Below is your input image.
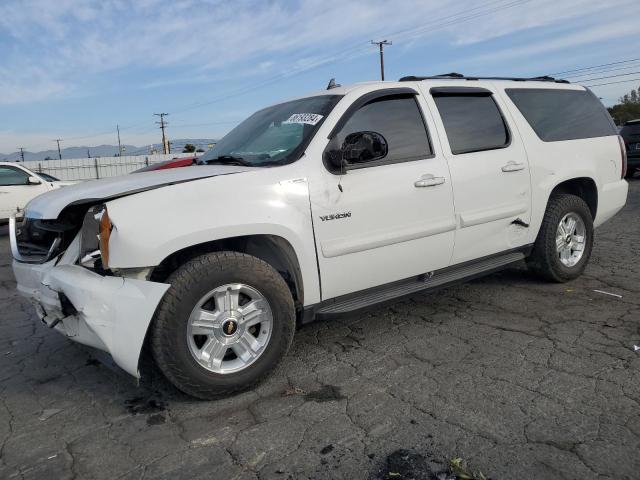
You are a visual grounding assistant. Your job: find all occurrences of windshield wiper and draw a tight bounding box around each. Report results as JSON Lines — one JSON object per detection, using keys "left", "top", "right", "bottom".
{"left": 202, "top": 155, "right": 253, "bottom": 167}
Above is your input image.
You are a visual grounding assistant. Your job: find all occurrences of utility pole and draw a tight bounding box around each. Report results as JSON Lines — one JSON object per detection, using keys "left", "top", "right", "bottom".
{"left": 154, "top": 113, "right": 169, "bottom": 154}
{"left": 54, "top": 139, "right": 63, "bottom": 160}
{"left": 17, "top": 147, "right": 25, "bottom": 162}
{"left": 371, "top": 40, "right": 392, "bottom": 81}
{"left": 117, "top": 124, "right": 123, "bottom": 157}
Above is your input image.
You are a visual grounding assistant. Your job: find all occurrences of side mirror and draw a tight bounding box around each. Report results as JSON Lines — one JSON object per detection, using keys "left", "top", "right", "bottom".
{"left": 342, "top": 131, "right": 388, "bottom": 166}
{"left": 27, "top": 176, "right": 41, "bottom": 185}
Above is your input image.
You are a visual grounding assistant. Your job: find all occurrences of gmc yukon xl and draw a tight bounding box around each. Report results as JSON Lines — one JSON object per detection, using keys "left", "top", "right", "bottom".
{"left": 11, "top": 74, "right": 628, "bottom": 398}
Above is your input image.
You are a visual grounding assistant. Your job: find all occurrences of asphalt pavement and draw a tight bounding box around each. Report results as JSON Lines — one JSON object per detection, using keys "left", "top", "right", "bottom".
{"left": 0, "top": 179, "right": 639, "bottom": 480}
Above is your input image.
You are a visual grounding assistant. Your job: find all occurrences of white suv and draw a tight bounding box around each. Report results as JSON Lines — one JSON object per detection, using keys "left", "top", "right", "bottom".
{"left": 11, "top": 75, "right": 628, "bottom": 398}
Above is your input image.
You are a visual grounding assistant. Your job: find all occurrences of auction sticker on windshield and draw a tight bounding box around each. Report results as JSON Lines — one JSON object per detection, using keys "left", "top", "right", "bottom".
{"left": 283, "top": 113, "right": 324, "bottom": 126}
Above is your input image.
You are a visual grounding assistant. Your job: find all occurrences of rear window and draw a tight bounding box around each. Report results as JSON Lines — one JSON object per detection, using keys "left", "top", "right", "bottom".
{"left": 505, "top": 88, "right": 616, "bottom": 142}
{"left": 432, "top": 94, "right": 510, "bottom": 154}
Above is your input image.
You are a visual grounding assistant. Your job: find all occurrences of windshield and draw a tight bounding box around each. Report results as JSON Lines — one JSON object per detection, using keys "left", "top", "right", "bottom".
{"left": 199, "top": 95, "right": 342, "bottom": 167}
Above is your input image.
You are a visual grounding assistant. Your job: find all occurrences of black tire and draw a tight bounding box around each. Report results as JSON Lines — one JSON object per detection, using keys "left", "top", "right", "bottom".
{"left": 526, "top": 194, "right": 594, "bottom": 283}
{"left": 150, "top": 251, "right": 295, "bottom": 399}
{"left": 625, "top": 167, "right": 636, "bottom": 179}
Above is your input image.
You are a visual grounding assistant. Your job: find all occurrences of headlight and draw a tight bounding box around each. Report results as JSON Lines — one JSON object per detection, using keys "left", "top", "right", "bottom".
{"left": 79, "top": 205, "right": 112, "bottom": 269}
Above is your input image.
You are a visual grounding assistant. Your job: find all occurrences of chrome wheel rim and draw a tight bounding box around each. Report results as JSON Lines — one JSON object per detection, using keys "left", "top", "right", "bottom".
{"left": 556, "top": 212, "right": 586, "bottom": 268}
{"left": 186, "top": 283, "right": 273, "bottom": 374}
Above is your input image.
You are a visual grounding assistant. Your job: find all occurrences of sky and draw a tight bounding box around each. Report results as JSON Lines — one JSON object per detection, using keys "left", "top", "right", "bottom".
{"left": 1, "top": 0, "right": 640, "bottom": 154}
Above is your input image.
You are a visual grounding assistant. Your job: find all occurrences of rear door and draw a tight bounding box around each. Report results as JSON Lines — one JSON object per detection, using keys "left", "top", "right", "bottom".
{"left": 308, "top": 90, "right": 456, "bottom": 299}
{"left": 421, "top": 85, "right": 532, "bottom": 264}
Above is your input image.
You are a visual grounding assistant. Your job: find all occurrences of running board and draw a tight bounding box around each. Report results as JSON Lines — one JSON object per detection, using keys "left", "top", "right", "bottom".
{"left": 314, "top": 251, "right": 526, "bottom": 318}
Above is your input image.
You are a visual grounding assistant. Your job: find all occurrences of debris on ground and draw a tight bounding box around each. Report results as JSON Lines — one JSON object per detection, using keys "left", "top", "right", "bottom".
{"left": 633, "top": 345, "right": 640, "bottom": 352}
{"left": 593, "top": 289, "right": 623, "bottom": 299}
{"left": 39, "top": 408, "right": 62, "bottom": 421}
{"left": 282, "top": 386, "right": 306, "bottom": 396}
{"left": 373, "top": 450, "right": 492, "bottom": 480}
{"left": 373, "top": 449, "right": 444, "bottom": 480}
{"left": 448, "top": 457, "right": 488, "bottom": 480}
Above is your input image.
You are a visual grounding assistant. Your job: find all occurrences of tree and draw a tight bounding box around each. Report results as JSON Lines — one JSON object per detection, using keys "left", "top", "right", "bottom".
{"left": 182, "top": 144, "right": 196, "bottom": 153}
{"left": 608, "top": 84, "right": 640, "bottom": 125}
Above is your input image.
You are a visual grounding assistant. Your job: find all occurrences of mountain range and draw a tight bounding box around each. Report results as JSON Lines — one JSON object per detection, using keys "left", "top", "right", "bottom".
{"left": 1, "top": 139, "right": 217, "bottom": 162}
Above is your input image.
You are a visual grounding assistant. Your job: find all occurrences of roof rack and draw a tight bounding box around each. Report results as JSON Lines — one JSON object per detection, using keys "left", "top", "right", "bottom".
{"left": 399, "top": 73, "right": 570, "bottom": 84}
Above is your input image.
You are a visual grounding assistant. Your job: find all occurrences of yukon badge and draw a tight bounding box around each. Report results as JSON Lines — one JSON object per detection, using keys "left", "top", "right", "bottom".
{"left": 320, "top": 212, "right": 351, "bottom": 222}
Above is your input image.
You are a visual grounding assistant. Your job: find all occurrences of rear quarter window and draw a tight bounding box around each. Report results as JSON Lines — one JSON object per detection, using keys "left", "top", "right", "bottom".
{"left": 505, "top": 88, "right": 617, "bottom": 142}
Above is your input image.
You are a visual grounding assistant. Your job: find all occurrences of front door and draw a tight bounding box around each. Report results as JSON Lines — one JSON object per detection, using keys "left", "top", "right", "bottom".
{"left": 308, "top": 92, "right": 456, "bottom": 300}
{"left": 422, "top": 85, "right": 532, "bottom": 264}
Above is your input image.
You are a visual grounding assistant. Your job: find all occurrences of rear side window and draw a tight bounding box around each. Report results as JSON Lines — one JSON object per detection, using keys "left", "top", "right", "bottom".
{"left": 505, "top": 88, "right": 617, "bottom": 142}
{"left": 432, "top": 94, "right": 509, "bottom": 154}
{"left": 335, "top": 95, "right": 433, "bottom": 164}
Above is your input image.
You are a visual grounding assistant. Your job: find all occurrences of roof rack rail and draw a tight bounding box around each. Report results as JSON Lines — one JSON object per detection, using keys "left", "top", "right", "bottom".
{"left": 399, "top": 73, "right": 570, "bottom": 84}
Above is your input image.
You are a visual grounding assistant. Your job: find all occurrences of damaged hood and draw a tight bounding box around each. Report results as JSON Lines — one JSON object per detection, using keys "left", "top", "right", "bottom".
{"left": 24, "top": 165, "right": 252, "bottom": 219}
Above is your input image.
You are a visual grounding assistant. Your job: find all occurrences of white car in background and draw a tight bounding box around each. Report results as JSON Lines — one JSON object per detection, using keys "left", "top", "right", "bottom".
{"left": 0, "top": 162, "right": 75, "bottom": 223}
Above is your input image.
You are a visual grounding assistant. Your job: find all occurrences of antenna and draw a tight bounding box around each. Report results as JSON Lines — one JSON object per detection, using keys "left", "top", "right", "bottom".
{"left": 327, "top": 78, "right": 341, "bottom": 90}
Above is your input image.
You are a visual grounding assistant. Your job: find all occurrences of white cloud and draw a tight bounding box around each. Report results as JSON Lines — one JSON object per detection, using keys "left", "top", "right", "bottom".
{"left": 3, "top": 0, "right": 633, "bottom": 105}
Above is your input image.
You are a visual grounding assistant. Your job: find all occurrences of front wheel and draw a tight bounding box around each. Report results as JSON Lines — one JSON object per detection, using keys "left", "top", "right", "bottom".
{"left": 151, "top": 251, "right": 295, "bottom": 399}
{"left": 526, "top": 194, "right": 594, "bottom": 282}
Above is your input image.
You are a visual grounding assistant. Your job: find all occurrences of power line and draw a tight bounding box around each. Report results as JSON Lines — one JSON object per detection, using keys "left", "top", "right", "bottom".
{"left": 584, "top": 77, "right": 640, "bottom": 88}
{"left": 550, "top": 58, "right": 640, "bottom": 76}
{"left": 573, "top": 71, "right": 640, "bottom": 83}
{"left": 169, "top": 0, "right": 532, "bottom": 115}
{"left": 21, "top": 0, "right": 532, "bottom": 148}
{"left": 565, "top": 62, "right": 640, "bottom": 80}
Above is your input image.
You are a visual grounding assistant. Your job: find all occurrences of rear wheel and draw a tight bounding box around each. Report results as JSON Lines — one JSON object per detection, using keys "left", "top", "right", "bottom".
{"left": 151, "top": 251, "right": 295, "bottom": 399}
{"left": 526, "top": 194, "right": 594, "bottom": 282}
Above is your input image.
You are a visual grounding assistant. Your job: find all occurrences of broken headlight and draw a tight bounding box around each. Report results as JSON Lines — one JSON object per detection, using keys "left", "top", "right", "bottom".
{"left": 79, "top": 204, "right": 112, "bottom": 269}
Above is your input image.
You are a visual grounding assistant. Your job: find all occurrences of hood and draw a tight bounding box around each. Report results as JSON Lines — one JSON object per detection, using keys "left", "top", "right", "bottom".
{"left": 25, "top": 165, "right": 252, "bottom": 219}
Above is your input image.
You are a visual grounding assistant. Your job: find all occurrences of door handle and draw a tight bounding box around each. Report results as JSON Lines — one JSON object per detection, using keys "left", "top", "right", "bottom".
{"left": 414, "top": 174, "right": 445, "bottom": 188}
{"left": 501, "top": 161, "right": 525, "bottom": 172}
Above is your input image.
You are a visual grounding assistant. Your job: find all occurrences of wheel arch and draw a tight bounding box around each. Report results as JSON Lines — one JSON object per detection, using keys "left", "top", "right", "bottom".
{"left": 149, "top": 234, "right": 305, "bottom": 310}
{"left": 548, "top": 177, "right": 598, "bottom": 219}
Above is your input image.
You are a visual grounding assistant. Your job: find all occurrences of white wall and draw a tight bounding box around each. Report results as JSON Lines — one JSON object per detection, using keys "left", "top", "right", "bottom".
{"left": 20, "top": 153, "right": 199, "bottom": 181}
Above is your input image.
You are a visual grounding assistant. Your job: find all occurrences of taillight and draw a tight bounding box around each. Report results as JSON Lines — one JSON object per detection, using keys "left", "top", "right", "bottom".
{"left": 618, "top": 135, "right": 627, "bottom": 179}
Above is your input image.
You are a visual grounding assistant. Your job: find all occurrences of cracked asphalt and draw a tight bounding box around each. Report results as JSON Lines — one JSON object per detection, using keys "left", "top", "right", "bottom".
{"left": 1, "top": 179, "right": 639, "bottom": 480}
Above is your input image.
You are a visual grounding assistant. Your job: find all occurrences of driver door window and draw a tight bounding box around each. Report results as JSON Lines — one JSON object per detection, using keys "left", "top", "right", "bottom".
{"left": 332, "top": 95, "right": 433, "bottom": 167}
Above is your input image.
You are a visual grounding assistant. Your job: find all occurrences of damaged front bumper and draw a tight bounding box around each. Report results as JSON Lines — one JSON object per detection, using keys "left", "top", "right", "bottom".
{"left": 12, "top": 244, "right": 169, "bottom": 378}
